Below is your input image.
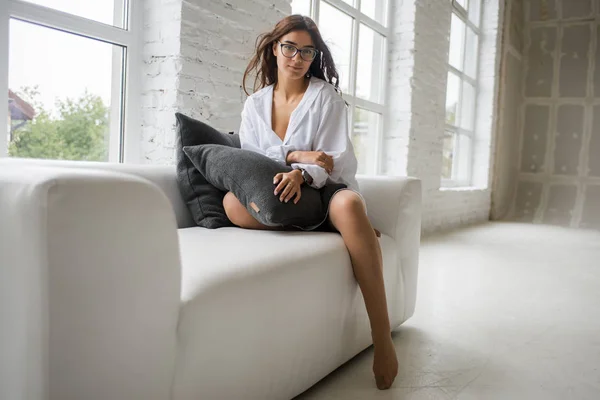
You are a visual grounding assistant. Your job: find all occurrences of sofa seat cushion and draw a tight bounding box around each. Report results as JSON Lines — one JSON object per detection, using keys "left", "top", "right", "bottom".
{"left": 177, "top": 227, "right": 398, "bottom": 304}
{"left": 173, "top": 226, "right": 402, "bottom": 399}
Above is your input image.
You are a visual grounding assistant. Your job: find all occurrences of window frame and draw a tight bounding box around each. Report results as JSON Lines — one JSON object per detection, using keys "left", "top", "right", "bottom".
{"left": 0, "top": 0, "right": 142, "bottom": 163}
{"left": 297, "top": 0, "right": 390, "bottom": 175}
{"left": 442, "top": 0, "right": 483, "bottom": 187}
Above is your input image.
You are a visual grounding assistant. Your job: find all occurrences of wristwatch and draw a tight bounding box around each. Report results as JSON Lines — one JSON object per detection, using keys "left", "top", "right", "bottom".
{"left": 299, "top": 168, "right": 313, "bottom": 186}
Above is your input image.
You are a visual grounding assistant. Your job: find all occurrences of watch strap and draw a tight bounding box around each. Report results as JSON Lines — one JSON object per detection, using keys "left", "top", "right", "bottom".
{"left": 300, "top": 168, "right": 313, "bottom": 186}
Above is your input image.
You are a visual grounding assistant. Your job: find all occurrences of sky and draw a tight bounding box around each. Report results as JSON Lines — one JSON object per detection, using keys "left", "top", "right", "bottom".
{"left": 9, "top": 0, "right": 119, "bottom": 113}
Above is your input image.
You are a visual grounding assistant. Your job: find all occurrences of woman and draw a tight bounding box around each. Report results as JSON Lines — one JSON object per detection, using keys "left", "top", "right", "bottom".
{"left": 223, "top": 15, "right": 398, "bottom": 390}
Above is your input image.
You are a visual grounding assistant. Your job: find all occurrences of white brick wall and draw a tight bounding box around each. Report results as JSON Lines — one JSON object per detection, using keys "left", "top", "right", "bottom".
{"left": 141, "top": 0, "right": 182, "bottom": 164}
{"left": 384, "top": 0, "right": 416, "bottom": 176}
{"left": 385, "top": 0, "right": 504, "bottom": 235}
{"left": 141, "top": 0, "right": 290, "bottom": 164}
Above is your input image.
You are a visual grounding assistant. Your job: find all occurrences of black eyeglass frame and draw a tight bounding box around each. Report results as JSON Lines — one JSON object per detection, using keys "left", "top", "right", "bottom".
{"left": 276, "top": 41, "right": 319, "bottom": 62}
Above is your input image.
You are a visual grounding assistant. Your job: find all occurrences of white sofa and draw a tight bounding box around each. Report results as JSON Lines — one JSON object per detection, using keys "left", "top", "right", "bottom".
{"left": 0, "top": 158, "right": 421, "bottom": 400}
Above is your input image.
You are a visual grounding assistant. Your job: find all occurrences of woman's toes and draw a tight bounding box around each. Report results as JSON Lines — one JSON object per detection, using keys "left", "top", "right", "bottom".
{"left": 373, "top": 339, "right": 398, "bottom": 390}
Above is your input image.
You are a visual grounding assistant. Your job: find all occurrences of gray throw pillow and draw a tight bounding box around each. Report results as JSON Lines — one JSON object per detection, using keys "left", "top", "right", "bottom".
{"left": 175, "top": 112, "right": 240, "bottom": 229}
{"left": 183, "top": 144, "right": 347, "bottom": 229}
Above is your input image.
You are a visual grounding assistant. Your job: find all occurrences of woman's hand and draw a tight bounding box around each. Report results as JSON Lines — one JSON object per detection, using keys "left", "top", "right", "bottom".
{"left": 287, "top": 151, "right": 334, "bottom": 175}
{"left": 273, "top": 170, "right": 304, "bottom": 204}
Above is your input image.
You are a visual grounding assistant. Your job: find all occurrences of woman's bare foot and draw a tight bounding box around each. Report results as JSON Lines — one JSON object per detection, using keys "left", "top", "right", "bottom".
{"left": 372, "top": 335, "right": 398, "bottom": 390}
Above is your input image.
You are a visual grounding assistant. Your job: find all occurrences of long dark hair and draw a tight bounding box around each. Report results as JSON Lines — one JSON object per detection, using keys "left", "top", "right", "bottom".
{"left": 242, "top": 15, "right": 341, "bottom": 96}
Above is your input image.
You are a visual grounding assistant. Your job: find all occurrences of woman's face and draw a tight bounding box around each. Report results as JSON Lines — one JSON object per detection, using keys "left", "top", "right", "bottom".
{"left": 273, "top": 30, "right": 317, "bottom": 81}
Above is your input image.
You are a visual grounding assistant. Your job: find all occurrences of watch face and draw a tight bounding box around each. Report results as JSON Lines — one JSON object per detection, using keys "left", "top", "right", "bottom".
{"left": 302, "top": 169, "right": 313, "bottom": 185}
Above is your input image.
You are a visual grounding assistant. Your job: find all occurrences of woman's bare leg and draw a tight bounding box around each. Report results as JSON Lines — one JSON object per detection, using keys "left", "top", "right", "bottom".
{"left": 225, "top": 190, "right": 396, "bottom": 387}
{"left": 328, "top": 190, "right": 398, "bottom": 390}
{"left": 223, "top": 191, "right": 276, "bottom": 230}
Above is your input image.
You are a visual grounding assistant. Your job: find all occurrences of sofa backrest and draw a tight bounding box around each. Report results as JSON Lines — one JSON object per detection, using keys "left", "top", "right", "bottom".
{"left": 0, "top": 158, "right": 196, "bottom": 228}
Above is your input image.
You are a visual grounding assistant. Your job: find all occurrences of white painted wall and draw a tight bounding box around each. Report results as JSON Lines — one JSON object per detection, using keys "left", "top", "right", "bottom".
{"left": 492, "top": 0, "right": 525, "bottom": 219}
{"left": 507, "top": 0, "right": 600, "bottom": 230}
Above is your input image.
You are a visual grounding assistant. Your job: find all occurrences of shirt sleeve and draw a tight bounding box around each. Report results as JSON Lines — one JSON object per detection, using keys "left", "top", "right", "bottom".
{"left": 266, "top": 145, "right": 296, "bottom": 165}
{"left": 291, "top": 99, "right": 352, "bottom": 189}
{"left": 239, "top": 98, "right": 265, "bottom": 155}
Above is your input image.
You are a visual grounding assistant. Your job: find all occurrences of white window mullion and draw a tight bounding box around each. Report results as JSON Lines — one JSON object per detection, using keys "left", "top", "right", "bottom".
{"left": 448, "top": 64, "right": 476, "bottom": 85}
{"left": 359, "top": 14, "right": 388, "bottom": 37}
{"left": 7, "top": 0, "right": 133, "bottom": 47}
{"left": 348, "top": 16, "right": 359, "bottom": 98}
{"left": 108, "top": 47, "right": 124, "bottom": 163}
{"left": 468, "top": 0, "right": 485, "bottom": 184}
{"left": 348, "top": 96, "right": 356, "bottom": 156}
{"left": 325, "top": 0, "right": 359, "bottom": 19}
{"left": 123, "top": 0, "right": 141, "bottom": 163}
{"left": 445, "top": 124, "right": 459, "bottom": 134}
{"left": 353, "top": 96, "right": 385, "bottom": 114}
{"left": 375, "top": 31, "right": 389, "bottom": 174}
{"left": 464, "top": 133, "right": 474, "bottom": 184}
{"left": 458, "top": 7, "right": 468, "bottom": 183}
{"left": 463, "top": 15, "right": 480, "bottom": 35}
{"left": 312, "top": 0, "right": 320, "bottom": 22}
{"left": 455, "top": 83, "right": 464, "bottom": 141}
{"left": 458, "top": 128, "right": 474, "bottom": 138}
{"left": 452, "top": 131, "right": 461, "bottom": 180}
{"left": 460, "top": 11, "right": 469, "bottom": 82}
{"left": 108, "top": 0, "right": 126, "bottom": 162}
{"left": 1, "top": 1, "right": 8, "bottom": 157}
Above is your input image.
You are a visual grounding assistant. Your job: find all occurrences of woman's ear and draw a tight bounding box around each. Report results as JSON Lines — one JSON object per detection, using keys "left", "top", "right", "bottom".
{"left": 272, "top": 42, "right": 278, "bottom": 57}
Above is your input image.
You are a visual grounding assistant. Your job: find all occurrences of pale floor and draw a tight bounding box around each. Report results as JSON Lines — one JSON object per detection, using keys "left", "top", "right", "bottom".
{"left": 296, "top": 222, "right": 600, "bottom": 399}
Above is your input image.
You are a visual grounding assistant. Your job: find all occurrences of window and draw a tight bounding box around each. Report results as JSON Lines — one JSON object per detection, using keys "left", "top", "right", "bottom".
{"left": 443, "top": 0, "right": 482, "bottom": 185}
{"left": 1, "top": 0, "right": 141, "bottom": 162}
{"left": 291, "top": 0, "right": 389, "bottom": 175}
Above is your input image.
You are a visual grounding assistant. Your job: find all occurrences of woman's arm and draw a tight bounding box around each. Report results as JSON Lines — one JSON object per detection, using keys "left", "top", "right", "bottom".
{"left": 290, "top": 99, "right": 351, "bottom": 189}
{"left": 239, "top": 98, "right": 265, "bottom": 154}
{"left": 286, "top": 151, "right": 334, "bottom": 174}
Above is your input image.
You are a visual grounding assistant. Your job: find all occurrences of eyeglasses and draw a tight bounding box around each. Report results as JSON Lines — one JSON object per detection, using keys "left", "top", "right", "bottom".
{"left": 277, "top": 41, "right": 318, "bottom": 62}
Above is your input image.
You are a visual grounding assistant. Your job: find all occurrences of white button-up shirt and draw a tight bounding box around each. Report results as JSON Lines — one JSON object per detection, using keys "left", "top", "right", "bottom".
{"left": 239, "top": 77, "right": 360, "bottom": 193}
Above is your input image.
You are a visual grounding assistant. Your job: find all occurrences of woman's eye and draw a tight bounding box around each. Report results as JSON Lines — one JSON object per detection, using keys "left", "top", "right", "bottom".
{"left": 302, "top": 49, "right": 315, "bottom": 57}
{"left": 284, "top": 45, "right": 295, "bottom": 51}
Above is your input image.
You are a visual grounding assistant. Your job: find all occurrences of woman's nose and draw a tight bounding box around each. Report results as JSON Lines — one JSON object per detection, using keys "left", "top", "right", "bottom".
{"left": 292, "top": 52, "right": 304, "bottom": 62}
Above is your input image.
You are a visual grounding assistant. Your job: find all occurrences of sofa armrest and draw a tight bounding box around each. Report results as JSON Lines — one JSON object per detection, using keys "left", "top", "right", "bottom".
{"left": 0, "top": 165, "right": 181, "bottom": 400}
{"left": 356, "top": 175, "right": 422, "bottom": 244}
{"left": 356, "top": 175, "right": 422, "bottom": 322}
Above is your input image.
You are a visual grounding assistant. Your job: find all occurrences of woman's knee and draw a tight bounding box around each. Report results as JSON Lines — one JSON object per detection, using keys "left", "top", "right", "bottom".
{"left": 329, "top": 191, "right": 367, "bottom": 229}
{"left": 223, "top": 192, "right": 267, "bottom": 229}
{"left": 330, "top": 191, "right": 365, "bottom": 216}
{"left": 223, "top": 192, "right": 248, "bottom": 225}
